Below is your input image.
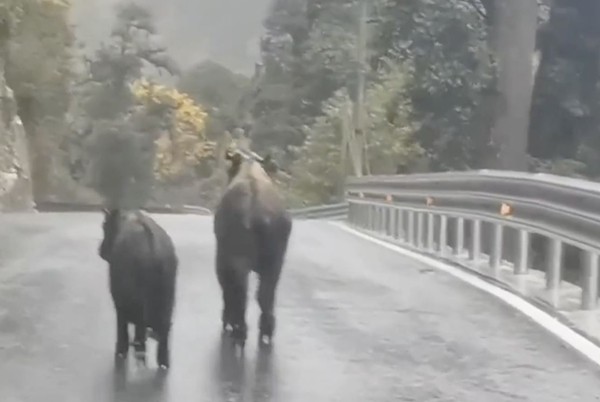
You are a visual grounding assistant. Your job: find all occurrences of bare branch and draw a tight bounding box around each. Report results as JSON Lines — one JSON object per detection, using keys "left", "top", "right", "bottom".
{"left": 464, "top": 0, "right": 488, "bottom": 20}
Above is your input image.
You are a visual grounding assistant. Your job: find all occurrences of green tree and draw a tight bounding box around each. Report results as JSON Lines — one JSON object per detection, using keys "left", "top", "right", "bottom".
{"left": 177, "top": 60, "right": 249, "bottom": 142}
{"left": 371, "top": 0, "right": 495, "bottom": 171}
{"left": 290, "top": 65, "right": 422, "bottom": 205}
{"left": 249, "top": 0, "right": 365, "bottom": 170}
{"left": 247, "top": 0, "right": 309, "bottom": 166}
{"left": 80, "top": 2, "right": 178, "bottom": 207}
{"left": 4, "top": 0, "right": 75, "bottom": 200}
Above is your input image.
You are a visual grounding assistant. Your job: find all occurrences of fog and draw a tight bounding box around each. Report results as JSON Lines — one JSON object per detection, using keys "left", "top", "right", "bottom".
{"left": 71, "top": 0, "right": 272, "bottom": 74}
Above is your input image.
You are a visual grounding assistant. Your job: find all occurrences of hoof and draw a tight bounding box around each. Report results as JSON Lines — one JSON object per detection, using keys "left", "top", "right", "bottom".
{"left": 115, "top": 351, "right": 128, "bottom": 363}
{"left": 232, "top": 336, "right": 246, "bottom": 350}
{"left": 158, "top": 364, "right": 169, "bottom": 371}
{"left": 222, "top": 323, "right": 233, "bottom": 333}
{"left": 259, "top": 334, "right": 273, "bottom": 347}
{"left": 146, "top": 328, "right": 159, "bottom": 341}
{"left": 114, "top": 353, "right": 127, "bottom": 369}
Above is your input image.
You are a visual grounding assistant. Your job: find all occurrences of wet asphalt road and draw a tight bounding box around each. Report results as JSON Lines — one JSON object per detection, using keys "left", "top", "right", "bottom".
{"left": 1, "top": 213, "right": 600, "bottom": 402}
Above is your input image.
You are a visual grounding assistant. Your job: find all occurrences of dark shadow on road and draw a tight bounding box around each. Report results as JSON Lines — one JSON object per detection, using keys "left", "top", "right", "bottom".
{"left": 213, "top": 332, "right": 281, "bottom": 402}
{"left": 252, "top": 343, "right": 279, "bottom": 401}
{"left": 215, "top": 332, "right": 247, "bottom": 400}
{"left": 108, "top": 359, "right": 168, "bottom": 402}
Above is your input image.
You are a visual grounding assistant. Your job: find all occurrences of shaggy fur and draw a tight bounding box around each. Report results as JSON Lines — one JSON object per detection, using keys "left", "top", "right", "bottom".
{"left": 99, "top": 209, "right": 178, "bottom": 369}
{"left": 213, "top": 152, "right": 292, "bottom": 347}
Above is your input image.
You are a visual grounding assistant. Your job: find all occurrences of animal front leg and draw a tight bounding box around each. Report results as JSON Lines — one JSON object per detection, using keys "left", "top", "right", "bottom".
{"left": 115, "top": 310, "right": 129, "bottom": 359}
{"left": 156, "top": 323, "right": 171, "bottom": 370}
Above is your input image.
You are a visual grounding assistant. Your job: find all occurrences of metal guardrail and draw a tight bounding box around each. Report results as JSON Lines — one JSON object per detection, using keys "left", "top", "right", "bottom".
{"left": 34, "top": 201, "right": 212, "bottom": 215}
{"left": 290, "top": 202, "right": 349, "bottom": 220}
{"left": 34, "top": 200, "right": 348, "bottom": 220}
{"left": 345, "top": 170, "right": 600, "bottom": 316}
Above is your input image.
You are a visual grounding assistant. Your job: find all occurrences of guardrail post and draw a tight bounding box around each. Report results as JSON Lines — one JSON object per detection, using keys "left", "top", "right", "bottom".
{"left": 371, "top": 206, "right": 377, "bottom": 231}
{"left": 393, "top": 207, "right": 400, "bottom": 240}
{"left": 515, "top": 230, "right": 529, "bottom": 275}
{"left": 470, "top": 219, "right": 481, "bottom": 264}
{"left": 490, "top": 224, "right": 503, "bottom": 274}
{"left": 455, "top": 217, "right": 465, "bottom": 257}
{"left": 546, "top": 238, "right": 563, "bottom": 293}
{"left": 407, "top": 211, "right": 415, "bottom": 247}
{"left": 439, "top": 215, "right": 448, "bottom": 257}
{"left": 385, "top": 207, "right": 393, "bottom": 237}
{"left": 372, "top": 205, "right": 379, "bottom": 232}
{"left": 397, "top": 209, "right": 405, "bottom": 242}
{"left": 390, "top": 208, "right": 398, "bottom": 239}
{"left": 581, "top": 250, "right": 599, "bottom": 310}
{"left": 346, "top": 203, "right": 351, "bottom": 224}
{"left": 416, "top": 212, "right": 424, "bottom": 249}
{"left": 427, "top": 213, "right": 435, "bottom": 252}
{"left": 357, "top": 204, "right": 367, "bottom": 228}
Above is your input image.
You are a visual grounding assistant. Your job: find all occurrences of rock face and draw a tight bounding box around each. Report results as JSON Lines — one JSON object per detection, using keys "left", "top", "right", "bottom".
{"left": 0, "top": 57, "right": 33, "bottom": 211}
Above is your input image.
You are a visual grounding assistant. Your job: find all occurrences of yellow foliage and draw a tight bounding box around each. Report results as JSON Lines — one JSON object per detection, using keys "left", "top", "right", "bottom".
{"left": 132, "top": 79, "right": 211, "bottom": 182}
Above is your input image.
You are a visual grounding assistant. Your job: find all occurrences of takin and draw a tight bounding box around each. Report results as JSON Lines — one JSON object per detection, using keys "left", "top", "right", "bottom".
{"left": 99, "top": 208, "right": 178, "bottom": 369}
{"left": 213, "top": 150, "right": 293, "bottom": 348}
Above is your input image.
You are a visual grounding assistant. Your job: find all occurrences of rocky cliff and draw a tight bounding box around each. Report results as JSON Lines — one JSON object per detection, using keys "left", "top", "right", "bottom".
{"left": 0, "top": 56, "right": 33, "bottom": 211}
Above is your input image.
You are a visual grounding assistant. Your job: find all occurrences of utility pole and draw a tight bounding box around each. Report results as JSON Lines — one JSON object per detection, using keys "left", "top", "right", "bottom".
{"left": 351, "top": 0, "right": 368, "bottom": 178}
{"left": 340, "top": 0, "right": 372, "bottom": 190}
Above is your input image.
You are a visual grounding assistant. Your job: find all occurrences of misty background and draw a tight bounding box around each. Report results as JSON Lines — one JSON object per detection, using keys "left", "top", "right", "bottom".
{"left": 71, "top": 0, "right": 270, "bottom": 74}
{"left": 2, "top": 0, "right": 599, "bottom": 215}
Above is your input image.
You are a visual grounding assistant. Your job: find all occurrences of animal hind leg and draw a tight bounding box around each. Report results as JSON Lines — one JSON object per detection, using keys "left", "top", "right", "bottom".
{"left": 229, "top": 269, "right": 249, "bottom": 347}
{"left": 115, "top": 309, "right": 129, "bottom": 359}
{"left": 216, "top": 244, "right": 236, "bottom": 333}
{"left": 217, "top": 267, "right": 234, "bottom": 333}
{"left": 257, "top": 221, "right": 291, "bottom": 344}
{"left": 257, "top": 270, "right": 280, "bottom": 345}
{"left": 156, "top": 274, "right": 176, "bottom": 370}
{"left": 257, "top": 250, "right": 285, "bottom": 344}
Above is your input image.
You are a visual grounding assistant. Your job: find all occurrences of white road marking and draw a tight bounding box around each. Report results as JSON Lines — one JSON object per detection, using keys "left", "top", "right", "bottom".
{"left": 330, "top": 221, "right": 600, "bottom": 368}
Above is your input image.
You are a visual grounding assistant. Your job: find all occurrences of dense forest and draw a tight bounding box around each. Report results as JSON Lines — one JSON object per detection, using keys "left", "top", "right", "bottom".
{"left": 1, "top": 0, "right": 600, "bottom": 209}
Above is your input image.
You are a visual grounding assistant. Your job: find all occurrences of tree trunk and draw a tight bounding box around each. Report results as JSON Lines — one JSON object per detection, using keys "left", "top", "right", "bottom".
{"left": 487, "top": 0, "right": 538, "bottom": 171}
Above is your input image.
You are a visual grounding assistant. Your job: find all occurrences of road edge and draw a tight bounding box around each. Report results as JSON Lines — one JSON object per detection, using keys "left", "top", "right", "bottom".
{"left": 329, "top": 221, "right": 600, "bottom": 369}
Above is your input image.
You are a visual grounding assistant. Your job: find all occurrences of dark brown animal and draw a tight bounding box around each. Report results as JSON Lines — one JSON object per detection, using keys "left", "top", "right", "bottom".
{"left": 99, "top": 209, "right": 178, "bottom": 369}
{"left": 213, "top": 150, "right": 292, "bottom": 348}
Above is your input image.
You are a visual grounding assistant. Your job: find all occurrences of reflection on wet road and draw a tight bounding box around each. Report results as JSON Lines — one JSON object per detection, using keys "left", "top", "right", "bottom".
{"left": 1, "top": 213, "right": 600, "bottom": 401}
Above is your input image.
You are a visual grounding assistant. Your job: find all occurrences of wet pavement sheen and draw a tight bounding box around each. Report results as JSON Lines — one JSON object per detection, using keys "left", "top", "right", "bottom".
{"left": 1, "top": 213, "right": 600, "bottom": 401}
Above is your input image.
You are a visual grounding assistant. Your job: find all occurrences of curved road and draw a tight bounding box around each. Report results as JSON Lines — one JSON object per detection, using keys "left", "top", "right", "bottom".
{"left": 1, "top": 213, "right": 600, "bottom": 401}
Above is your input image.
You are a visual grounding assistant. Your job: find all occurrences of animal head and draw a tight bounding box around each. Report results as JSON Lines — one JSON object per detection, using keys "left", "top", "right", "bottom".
{"left": 224, "top": 149, "right": 279, "bottom": 183}
{"left": 99, "top": 208, "right": 122, "bottom": 262}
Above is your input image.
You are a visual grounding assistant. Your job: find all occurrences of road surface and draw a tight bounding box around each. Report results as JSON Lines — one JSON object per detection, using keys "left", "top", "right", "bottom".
{"left": 1, "top": 213, "right": 600, "bottom": 402}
